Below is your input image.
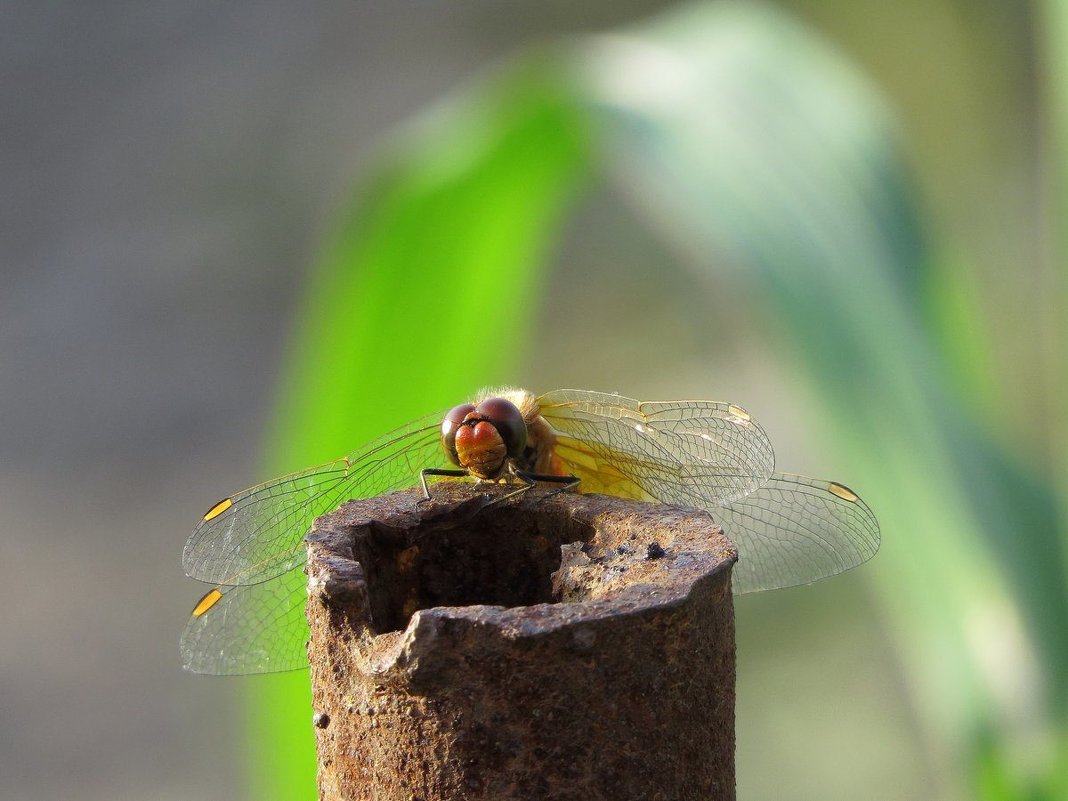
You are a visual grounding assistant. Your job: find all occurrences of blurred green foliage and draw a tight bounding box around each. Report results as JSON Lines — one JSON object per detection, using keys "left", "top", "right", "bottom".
{"left": 252, "top": 2, "right": 1066, "bottom": 799}
{"left": 250, "top": 67, "right": 589, "bottom": 800}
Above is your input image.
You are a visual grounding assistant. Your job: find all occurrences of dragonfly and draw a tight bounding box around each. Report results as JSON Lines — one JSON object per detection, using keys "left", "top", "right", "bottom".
{"left": 181, "top": 388, "right": 879, "bottom": 675}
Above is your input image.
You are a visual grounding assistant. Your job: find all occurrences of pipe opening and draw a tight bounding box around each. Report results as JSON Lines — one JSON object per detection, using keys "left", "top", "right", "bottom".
{"left": 353, "top": 499, "right": 597, "bottom": 634}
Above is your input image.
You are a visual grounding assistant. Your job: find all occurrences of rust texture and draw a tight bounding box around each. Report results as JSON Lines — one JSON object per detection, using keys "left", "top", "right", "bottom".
{"left": 305, "top": 482, "right": 738, "bottom": 801}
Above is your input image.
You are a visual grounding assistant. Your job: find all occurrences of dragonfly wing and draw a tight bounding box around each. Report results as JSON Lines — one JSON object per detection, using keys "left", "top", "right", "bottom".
{"left": 180, "top": 566, "right": 309, "bottom": 675}
{"left": 551, "top": 434, "right": 664, "bottom": 500}
{"left": 537, "top": 389, "right": 775, "bottom": 506}
{"left": 183, "top": 412, "right": 445, "bottom": 587}
{"left": 713, "top": 473, "right": 880, "bottom": 593}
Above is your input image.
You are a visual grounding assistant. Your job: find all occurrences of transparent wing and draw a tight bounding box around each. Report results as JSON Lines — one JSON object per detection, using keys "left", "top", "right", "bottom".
{"left": 542, "top": 420, "right": 878, "bottom": 593}
{"left": 180, "top": 566, "right": 309, "bottom": 675}
{"left": 537, "top": 389, "right": 775, "bottom": 506}
{"left": 712, "top": 473, "right": 880, "bottom": 593}
{"left": 183, "top": 411, "right": 445, "bottom": 587}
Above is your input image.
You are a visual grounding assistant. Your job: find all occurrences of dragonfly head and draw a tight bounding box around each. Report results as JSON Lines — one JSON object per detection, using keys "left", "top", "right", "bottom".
{"left": 441, "top": 397, "right": 527, "bottom": 479}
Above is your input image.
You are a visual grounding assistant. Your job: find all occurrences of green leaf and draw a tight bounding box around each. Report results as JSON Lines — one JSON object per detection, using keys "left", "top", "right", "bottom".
{"left": 247, "top": 63, "right": 589, "bottom": 801}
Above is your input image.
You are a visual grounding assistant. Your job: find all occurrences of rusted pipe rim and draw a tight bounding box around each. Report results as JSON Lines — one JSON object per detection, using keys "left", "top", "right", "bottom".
{"left": 306, "top": 484, "right": 736, "bottom": 668}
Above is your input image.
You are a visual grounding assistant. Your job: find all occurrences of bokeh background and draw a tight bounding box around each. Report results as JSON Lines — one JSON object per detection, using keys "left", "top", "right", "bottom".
{"left": 3, "top": 2, "right": 1065, "bottom": 800}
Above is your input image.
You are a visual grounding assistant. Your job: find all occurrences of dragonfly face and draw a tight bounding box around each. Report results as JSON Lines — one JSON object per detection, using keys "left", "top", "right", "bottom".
{"left": 441, "top": 397, "right": 528, "bottom": 479}
{"left": 181, "top": 387, "right": 880, "bottom": 675}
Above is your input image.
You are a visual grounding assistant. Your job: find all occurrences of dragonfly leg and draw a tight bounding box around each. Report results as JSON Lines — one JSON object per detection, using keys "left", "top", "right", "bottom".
{"left": 478, "top": 467, "right": 536, "bottom": 508}
{"left": 419, "top": 468, "right": 468, "bottom": 502}
{"left": 516, "top": 471, "right": 581, "bottom": 499}
{"left": 482, "top": 467, "right": 581, "bottom": 509}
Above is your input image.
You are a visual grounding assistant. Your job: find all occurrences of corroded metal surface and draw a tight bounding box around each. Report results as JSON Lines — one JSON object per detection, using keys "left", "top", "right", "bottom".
{"left": 306, "top": 482, "right": 737, "bottom": 801}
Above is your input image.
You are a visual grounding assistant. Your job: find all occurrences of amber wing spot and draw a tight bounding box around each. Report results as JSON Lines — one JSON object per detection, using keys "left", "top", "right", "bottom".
{"left": 827, "top": 481, "right": 860, "bottom": 502}
{"left": 192, "top": 588, "right": 224, "bottom": 617}
{"left": 203, "top": 497, "right": 233, "bottom": 521}
{"left": 726, "top": 404, "right": 752, "bottom": 422}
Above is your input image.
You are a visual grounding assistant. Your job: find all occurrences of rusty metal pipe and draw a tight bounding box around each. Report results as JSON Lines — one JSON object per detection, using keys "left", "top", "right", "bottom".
{"left": 305, "top": 482, "right": 737, "bottom": 801}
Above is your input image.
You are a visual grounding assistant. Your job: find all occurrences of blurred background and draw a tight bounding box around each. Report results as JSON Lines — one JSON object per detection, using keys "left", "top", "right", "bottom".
{"left": 2, "top": 1, "right": 1065, "bottom": 800}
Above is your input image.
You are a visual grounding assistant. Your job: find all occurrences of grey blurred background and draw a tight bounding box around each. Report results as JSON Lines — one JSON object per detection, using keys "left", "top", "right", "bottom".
{"left": 1, "top": 2, "right": 1042, "bottom": 799}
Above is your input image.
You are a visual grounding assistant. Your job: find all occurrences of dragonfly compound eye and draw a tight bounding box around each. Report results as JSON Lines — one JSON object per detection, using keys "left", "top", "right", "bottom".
{"left": 474, "top": 397, "right": 527, "bottom": 458}
{"left": 441, "top": 403, "right": 476, "bottom": 466}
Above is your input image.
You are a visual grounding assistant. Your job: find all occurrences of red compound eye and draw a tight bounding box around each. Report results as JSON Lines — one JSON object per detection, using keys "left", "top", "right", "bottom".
{"left": 441, "top": 403, "right": 476, "bottom": 466}
{"left": 474, "top": 397, "right": 527, "bottom": 459}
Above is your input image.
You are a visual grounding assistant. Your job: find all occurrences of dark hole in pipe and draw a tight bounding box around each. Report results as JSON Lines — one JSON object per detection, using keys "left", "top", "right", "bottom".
{"left": 352, "top": 501, "right": 596, "bottom": 634}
